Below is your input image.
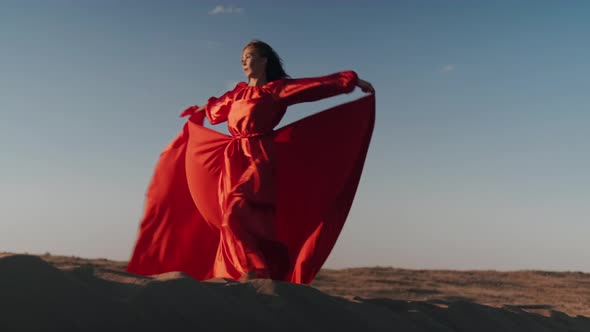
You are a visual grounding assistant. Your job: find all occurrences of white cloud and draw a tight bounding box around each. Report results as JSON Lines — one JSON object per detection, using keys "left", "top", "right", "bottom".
{"left": 209, "top": 5, "right": 244, "bottom": 15}
{"left": 442, "top": 64, "right": 455, "bottom": 73}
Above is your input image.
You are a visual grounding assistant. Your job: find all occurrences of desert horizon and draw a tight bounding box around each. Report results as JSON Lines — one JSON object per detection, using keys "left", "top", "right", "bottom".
{"left": 2, "top": 251, "right": 590, "bottom": 331}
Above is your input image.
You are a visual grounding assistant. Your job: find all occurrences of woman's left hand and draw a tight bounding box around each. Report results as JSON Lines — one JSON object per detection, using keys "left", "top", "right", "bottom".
{"left": 357, "top": 78, "right": 375, "bottom": 93}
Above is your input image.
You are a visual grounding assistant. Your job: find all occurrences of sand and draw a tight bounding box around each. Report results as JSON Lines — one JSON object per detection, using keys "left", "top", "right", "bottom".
{"left": 1, "top": 252, "right": 589, "bottom": 331}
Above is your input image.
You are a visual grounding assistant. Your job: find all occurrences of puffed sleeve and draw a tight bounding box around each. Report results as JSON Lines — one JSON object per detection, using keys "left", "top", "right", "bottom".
{"left": 203, "top": 90, "right": 235, "bottom": 125}
{"left": 272, "top": 70, "right": 358, "bottom": 107}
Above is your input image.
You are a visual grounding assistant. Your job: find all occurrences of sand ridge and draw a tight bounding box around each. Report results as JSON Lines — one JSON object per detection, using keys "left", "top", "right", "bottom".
{"left": 1, "top": 253, "right": 589, "bottom": 331}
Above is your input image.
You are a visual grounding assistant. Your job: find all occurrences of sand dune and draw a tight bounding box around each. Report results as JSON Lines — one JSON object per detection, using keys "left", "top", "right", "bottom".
{"left": 1, "top": 253, "right": 589, "bottom": 331}
{"left": 313, "top": 267, "right": 590, "bottom": 318}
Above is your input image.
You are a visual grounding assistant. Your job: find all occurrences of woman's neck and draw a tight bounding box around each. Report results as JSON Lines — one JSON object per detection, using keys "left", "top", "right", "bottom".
{"left": 248, "top": 77, "right": 267, "bottom": 87}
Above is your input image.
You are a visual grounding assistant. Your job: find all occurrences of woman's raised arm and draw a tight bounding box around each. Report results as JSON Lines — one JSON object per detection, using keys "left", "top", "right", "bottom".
{"left": 272, "top": 70, "right": 373, "bottom": 107}
{"left": 180, "top": 89, "right": 236, "bottom": 124}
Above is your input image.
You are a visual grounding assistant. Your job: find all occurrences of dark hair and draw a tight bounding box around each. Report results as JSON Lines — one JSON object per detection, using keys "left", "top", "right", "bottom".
{"left": 244, "top": 40, "right": 290, "bottom": 82}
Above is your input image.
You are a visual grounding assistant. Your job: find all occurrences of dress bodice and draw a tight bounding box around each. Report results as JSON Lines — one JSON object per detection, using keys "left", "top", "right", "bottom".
{"left": 226, "top": 86, "right": 286, "bottom": 137}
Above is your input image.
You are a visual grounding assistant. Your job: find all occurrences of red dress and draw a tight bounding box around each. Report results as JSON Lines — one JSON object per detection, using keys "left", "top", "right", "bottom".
{"left": 127, "top": 71, "right": 375, "bottom": 284}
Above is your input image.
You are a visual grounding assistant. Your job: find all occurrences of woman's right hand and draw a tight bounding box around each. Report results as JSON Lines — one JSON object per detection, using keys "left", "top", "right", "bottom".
{"left": 179, "top": 105, "right": 206, "bottom": 117}
{"left": 357, "top": 78, "right": 375, "bottom": 94}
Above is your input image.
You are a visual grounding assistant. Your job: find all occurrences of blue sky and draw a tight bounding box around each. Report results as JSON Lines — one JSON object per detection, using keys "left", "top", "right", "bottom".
{"left": 1, "top": 1, "right": 589, "bottom": 271}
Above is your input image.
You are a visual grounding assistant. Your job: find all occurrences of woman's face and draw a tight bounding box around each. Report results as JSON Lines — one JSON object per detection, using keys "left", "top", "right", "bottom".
{"left": 241, "top": 46, "right": 267, "bottom": 80}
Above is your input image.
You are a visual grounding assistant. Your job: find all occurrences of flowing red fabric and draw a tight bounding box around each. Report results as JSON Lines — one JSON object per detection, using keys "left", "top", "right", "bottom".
{"left": 127, "top": 71, "right": 375, "bottom": 284}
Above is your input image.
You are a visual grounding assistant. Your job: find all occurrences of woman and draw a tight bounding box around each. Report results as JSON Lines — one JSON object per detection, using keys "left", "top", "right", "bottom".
{"left": 127, "top": 40, "right": 376, "bottom": 284}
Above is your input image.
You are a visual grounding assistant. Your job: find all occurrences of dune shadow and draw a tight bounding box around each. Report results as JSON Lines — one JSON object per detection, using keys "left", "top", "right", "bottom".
{"left": 1, "top": 254, "right": 590, "bottom": 332}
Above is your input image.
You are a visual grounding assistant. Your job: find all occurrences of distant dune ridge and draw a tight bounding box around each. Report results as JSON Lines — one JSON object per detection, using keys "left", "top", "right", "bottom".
{"left": 1, "top": 253, "right": 589, "bottom": 331}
